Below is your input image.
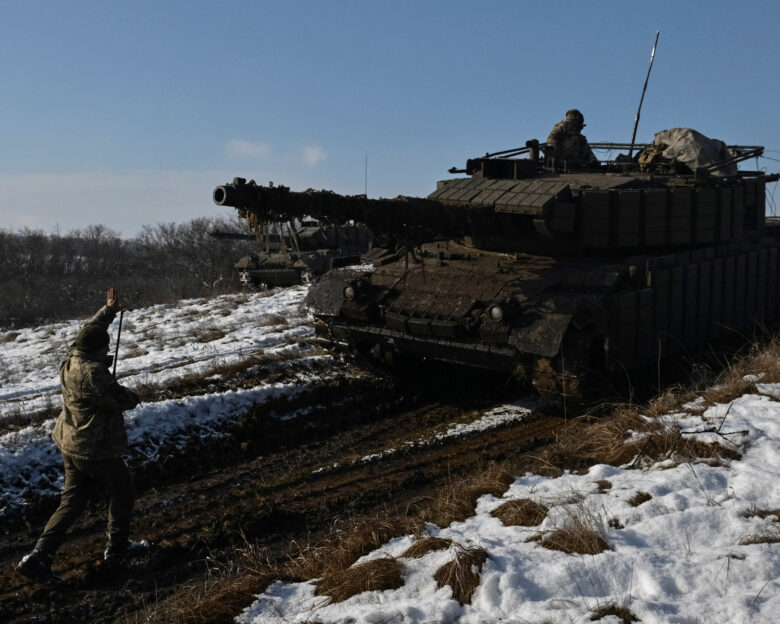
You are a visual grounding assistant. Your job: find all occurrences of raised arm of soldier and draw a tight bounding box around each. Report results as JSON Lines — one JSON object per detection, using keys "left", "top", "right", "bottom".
{"left": 107, "top": 287, "right": 120, "bottom": 311}
{"left": 17, "top": 288, "right": 147, "bottom": 583}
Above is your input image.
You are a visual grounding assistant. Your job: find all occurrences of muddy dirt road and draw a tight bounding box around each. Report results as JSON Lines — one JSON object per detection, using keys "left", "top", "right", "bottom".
{"left": 0, "top": 362, "right": 575, "bottom": 623}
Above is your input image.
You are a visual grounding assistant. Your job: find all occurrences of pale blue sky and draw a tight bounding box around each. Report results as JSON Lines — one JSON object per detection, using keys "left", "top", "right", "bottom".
{"left": 1, "top": 0, "right": 779, "bottom": 235}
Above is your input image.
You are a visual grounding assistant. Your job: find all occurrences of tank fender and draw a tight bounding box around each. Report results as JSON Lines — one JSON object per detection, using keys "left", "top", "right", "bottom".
{"left": 508, "top": 297, "right": 608, "bottom": 358}
{"left": 509, "top": 312, "right": 572, "bottom": 358}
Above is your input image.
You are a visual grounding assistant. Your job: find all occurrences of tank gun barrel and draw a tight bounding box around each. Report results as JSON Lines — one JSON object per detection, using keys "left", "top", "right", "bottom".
{"left": 214, "top": 177, "right": 473, "bottom": 245}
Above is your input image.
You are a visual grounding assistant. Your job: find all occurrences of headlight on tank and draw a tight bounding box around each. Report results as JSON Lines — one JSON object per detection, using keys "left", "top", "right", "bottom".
{"left": 344, "top": 285, "right": 356, "bottom": 300}
{"left": 489, "top": 305, "right": 504, "bottom": 322}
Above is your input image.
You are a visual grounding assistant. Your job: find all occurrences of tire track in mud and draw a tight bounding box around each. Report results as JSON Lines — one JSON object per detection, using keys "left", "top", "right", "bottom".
{"left": 0, "top": 365, "right": 565, "bottom": 623}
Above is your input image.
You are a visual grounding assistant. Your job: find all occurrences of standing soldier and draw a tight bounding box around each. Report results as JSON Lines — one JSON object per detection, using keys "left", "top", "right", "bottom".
{"left": 17, "top": 288, "right": 146, "bottom": 582}
{"left": 546, "top": 109, "right": 600, "bottom": 170}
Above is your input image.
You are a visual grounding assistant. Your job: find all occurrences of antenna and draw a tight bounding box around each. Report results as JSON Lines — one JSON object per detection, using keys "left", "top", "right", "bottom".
{"left": 364, "top": 153, "right": 368, "bottom": 196}
{"left": 629, "top": 30, "right": 660, "bottom": 158}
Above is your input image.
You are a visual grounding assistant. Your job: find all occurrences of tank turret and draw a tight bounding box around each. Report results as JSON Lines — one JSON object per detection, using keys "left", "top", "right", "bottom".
{"left": 214, "top": 133, "right": 780, "bottom": 400}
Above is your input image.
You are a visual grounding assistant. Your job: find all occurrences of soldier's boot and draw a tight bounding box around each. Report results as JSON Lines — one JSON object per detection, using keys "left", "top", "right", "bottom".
{"left": 17, "top": 538, "right": 61, "bottom": 583}
{"left": 103, "top": 534, "right": 151, "bottom": 567}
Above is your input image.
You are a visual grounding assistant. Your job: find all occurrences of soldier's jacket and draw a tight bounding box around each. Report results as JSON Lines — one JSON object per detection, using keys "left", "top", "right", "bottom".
{"left": 547, "top": 119, "right": 579, "bottom": 148}
{"left": 52, "top": 305, "right": 139, "bottom": 460}
{"left": 547, "top": 120, "right": 598, "bottom": 169}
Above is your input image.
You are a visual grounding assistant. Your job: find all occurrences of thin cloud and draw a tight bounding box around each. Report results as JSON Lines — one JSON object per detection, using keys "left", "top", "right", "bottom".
{"left": 224, "top": 139, "right": 271, "bottom": 159}
{"left": 302, "top": 144, "right": 327, "bottom": 166}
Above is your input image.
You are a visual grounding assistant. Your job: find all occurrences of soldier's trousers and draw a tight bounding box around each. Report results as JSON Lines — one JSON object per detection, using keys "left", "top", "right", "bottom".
{"left": 39, "top": 452, "right": 135, "bottom": 551}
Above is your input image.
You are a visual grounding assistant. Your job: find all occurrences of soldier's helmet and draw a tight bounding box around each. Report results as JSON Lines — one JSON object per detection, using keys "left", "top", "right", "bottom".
{"left": 565, "top": 109, "right": 585, "bottom": 128}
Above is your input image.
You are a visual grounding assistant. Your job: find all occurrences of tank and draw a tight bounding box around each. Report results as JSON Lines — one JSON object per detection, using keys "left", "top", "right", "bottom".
{"left": 231, "top": 221, "right": 370, "bottom": 289}
{"left": 214, "top": 133, "right": 780, "bottom": 400}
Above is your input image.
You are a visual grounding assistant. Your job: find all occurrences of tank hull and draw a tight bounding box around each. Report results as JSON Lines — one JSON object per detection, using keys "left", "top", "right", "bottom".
{"left": 305, "top": 228, "right": 780, "bottom": 397}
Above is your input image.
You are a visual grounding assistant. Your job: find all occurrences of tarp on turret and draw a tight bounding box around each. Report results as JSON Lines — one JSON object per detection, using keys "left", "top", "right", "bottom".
{"left": 653, "top": 128, "right": 737, "bottom": 176}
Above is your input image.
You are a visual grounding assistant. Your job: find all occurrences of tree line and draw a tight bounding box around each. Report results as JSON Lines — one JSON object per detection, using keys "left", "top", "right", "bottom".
{"left": 0, "top": 217, "right": 256, "bottom": 329}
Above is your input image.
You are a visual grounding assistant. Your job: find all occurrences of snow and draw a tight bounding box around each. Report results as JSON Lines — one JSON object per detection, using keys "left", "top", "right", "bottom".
{"left": 238, "top": 394, "right": 780, "bottom": 624}
{"left": 0, "top": 287, "right": 313, "bottom": 421}
{"left": 0, "top": 287, "right": 542, "bottom": 522}
{"left": 2, "top": 288, "right": 779, "bottom": 622}
{"left": 0, "top": 287, "right": 324, "bottom": 518}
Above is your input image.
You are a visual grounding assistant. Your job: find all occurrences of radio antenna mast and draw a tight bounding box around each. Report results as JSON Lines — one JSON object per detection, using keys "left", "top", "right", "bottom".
{"left": 629, "top": 30, "right": 660, "bottom": 158}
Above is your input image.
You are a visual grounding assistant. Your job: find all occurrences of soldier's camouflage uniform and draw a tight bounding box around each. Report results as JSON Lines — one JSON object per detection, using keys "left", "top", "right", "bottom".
{"left": 40, "top": 305, "right": 139, "bottom": 554}
{"left": 546, "top": 110, "right": 599, "bottom": 170}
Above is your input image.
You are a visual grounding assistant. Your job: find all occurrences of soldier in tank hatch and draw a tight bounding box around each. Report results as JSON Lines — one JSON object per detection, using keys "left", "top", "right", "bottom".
{"left": 546, "top": 109, "right": 600, "bottom": 170}
{"left": 17, "top": 288, "right": 147, "bottom": 582}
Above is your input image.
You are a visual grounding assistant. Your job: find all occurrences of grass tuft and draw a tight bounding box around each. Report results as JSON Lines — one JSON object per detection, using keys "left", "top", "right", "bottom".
{"left": 155, "top": 570, "right": 276, "bottom": 623}
{"left": 1, "top": 331, "right": 20, "bottom": 343}
{"left": 643, "top": 385, "right": 697, "bottom": 418}
{"left": 433, "top": 545, "right": 488, "bottom": 605}
{"left": 743, "top": 507, "right": 780, "bottom": 521}
{"left": 627, "top": 491, "right": 652, "bottom": 507}
{"left": 590, "top": 603, "right": 639, "bottom": 622}
{"left": 315, "top": 557, "right": 404, "bottom": 603}
{"left": 193, "top": 326, "right": 227, "bottom": 343}
{"left": 738, "top": 527, "right": 780, "bottom": 546}
{"left": 549, "top": 403, "right": 741, "bottom": 473}
{"left": 260, "top": 314, "right": 289, "bottom": 327}
{"left": 400, "top": 536, "right": 453, "bottom": 559}
{"left": 282, "top": 516, "right": 422, "bottom": 583}
{"left": 539, "top": 514, "right": 611, "bottom": 555}
{"left": 421, "top": 462, "right": 514, "bottom": 528}
{"left": 491, "top": 498, "right": 549, "bottom": 527}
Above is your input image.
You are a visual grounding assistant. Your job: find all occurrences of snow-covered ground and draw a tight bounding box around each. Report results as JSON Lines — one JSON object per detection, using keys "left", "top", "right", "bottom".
{"left": 0, "top": 287, "right": 314, "bottom": 422}
{"left": 0, "top": 287, "right": 326, "bottom": 518}
{"left": 2, "top": 289, "right": 779, "bottom": 623}
{"left": 238, "top": 400, "right": 780, "bottom": 623}
{"left": 0, "top": 288, "right": 544, "bottom": 523}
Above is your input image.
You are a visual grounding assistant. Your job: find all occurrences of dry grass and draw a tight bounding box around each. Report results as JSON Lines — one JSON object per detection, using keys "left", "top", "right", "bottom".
{"left": 121, "top": 348, "right": 149, "bottom": 360}
{"left": 421, "top": 462, "right": 515, "bottom": 527}
{"left": 638, "top": 337, "right": 780, "bottom": 418}
{"left": 548, "top": 407, "right": 649, "bottom": 468}
{"left": 401, "top": 536, "right": 453, "bottom": 558}
{"left": 314, "top": 557, "right": 404, "bottom": 603}
{"left": 590, "top": 603, "right": 639, "bottom": 622}
{"left": 260, "top": 314, "right": 289, "bottom": 327}
{"left": 739, "top": 526, "right": 780, "bottom": 546}
{"left": 491, "top": 498, "right": 549, "bottom": 527}
{"left": 133, "top": 537, "right": 277, "bottom": 624}
{"left": 150, "top": 570, "right": 276, "bottom": 624}
{"left": 595, "top": 479, "right": 612, "bottom": 493}
{"left": 694, "top": 337, "right": 780, "bottom": 407}
{"left": 282, "top": 516, "right": 422, "bottom": 582}
{"left": 192, "top": 326, "right": 227, "bottom": 343}
{"left": 549, "top": 404, "right": 741, "bottom": 473}
{"left": 148, "top": 337, "right": 316, "bottom": 398}
{"left": 1, "top": 331, "right": 20, "bottom": 343}
{"left": 539, "top": 514, "right": 611, "bottom": 556}
{"left": 643, "top": 385, "right": 698, "bottom": 418}
{"left": 131, "top": 351, "right": 278, "bottom": 402}
{"left": 139, "top": 517, "right": 419, "bottom": 622}
{"left": 627, "top": 491, "right": 652, "bottom": 507}
{"left": 744, "top": 507, "right": 780, "bottom": 521}
{"left": 433, "top": 545, "right": 488, "bottom": 605}
{"left": 0, "top": 403, "right": 60, "bottom": 433}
